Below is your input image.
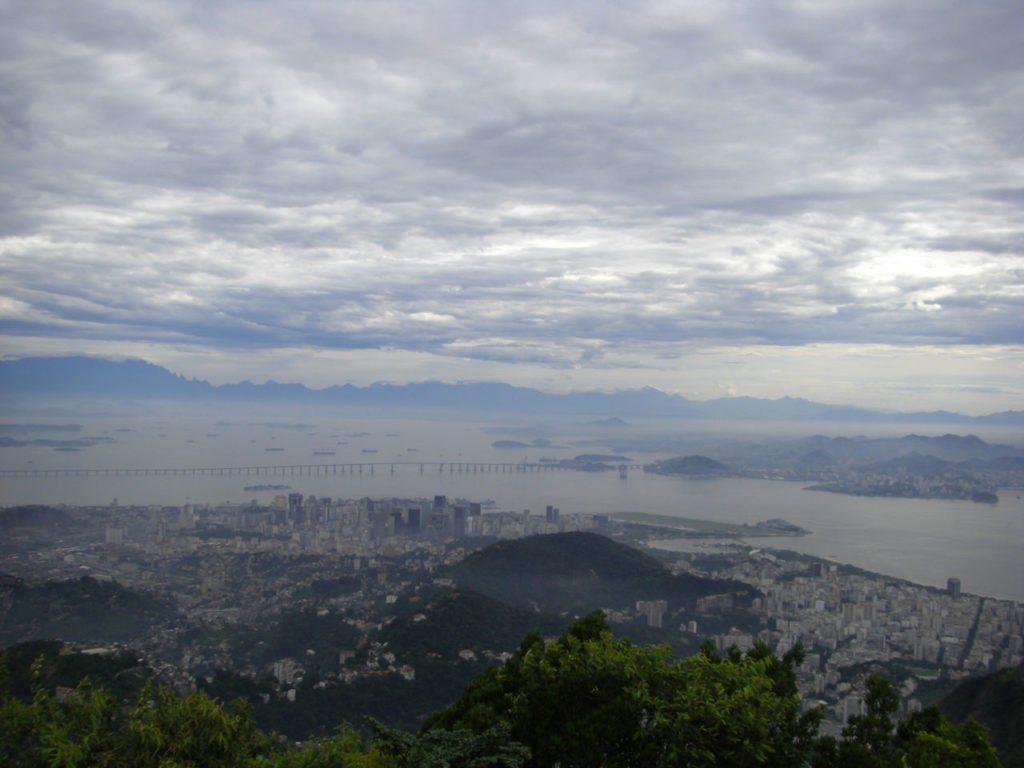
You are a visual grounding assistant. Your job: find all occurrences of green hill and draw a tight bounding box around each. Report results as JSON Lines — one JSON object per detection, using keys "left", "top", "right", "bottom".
{"left": 231, "top": 534, "right": 761, "bottom": 740}
{"left": 864, "top": 452, "right": 963, "bottom": 477}
{"left": 450, "top": 531, "right": 754, "bottom": 617}
{"left": 1, "top": 628, "right": 1003, "bottom": 768}
{"left": 380, "top": 589, "right": 563, "bottom": 661}
{"left": 0, "top": 576, "right": 177, "bottom": 648}
{"left": 210, "top": 591, "right": 562, "bottom": 738}
{"left": 643, "top": 454, "right": 729, "bottom": 476}
{"left": 0, "top": 639, "right": 180, "bottom": 704}
{"left": 940, "top": 665, "right": 1024, "bottom": 768}
{"left": 0, "top": 505, "right": 70, "bottom": 530}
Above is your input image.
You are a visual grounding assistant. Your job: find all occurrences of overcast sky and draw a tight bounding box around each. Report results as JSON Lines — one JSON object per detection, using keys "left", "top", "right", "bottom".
{"left": 2, "top": 0, "right": 1023, "bottom": 414}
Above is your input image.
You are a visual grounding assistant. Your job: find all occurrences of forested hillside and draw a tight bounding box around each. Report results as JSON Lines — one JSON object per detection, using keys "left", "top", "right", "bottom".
{"left": 451, "top": 531, "right": 756, "bottom": 617}
{"left": 0, "top": 576, "right": 177, "bottom": 647}
{"left": 1, "top": 615, "right": 1002, "bottom": 767}
{"left": 941, "top": 666, "right": 1024, "bottom": 767}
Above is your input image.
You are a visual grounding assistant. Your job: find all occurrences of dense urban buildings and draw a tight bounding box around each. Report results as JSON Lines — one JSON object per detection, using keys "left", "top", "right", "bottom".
{"left": 2, "top": 491, "right": 1021, "bottom": 737}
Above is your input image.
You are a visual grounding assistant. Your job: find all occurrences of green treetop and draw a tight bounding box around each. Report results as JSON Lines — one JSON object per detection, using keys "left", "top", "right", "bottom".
{"left": 1, "top": 625, "right": 1002, "bottom": 768}
{"left": 424, "top": 611, "right": 820, "bottom": 768}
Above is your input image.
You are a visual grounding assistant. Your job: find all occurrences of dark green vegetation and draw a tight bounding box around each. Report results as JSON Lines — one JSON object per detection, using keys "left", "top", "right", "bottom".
{"left": 203, "top": 590, "right": 567, "bottom": 737}
{"left": 1, "top": 615, "right": 1002, "bottom": 767}
{"left": 0, "top": 534, "right": 763, "bottom": 739}
{"left": 0, "top": 576, "right": 176, "bottom": 647}
{"left": 940, "top": 666, "right": 1024, "bottom": 768}
{"left": 1, "top": 533, "right": 1013, "bottom": 764}
{"left": 234, "top": 546, "right": 754, "bottom": 740}
{"left": 0, "top": 505, "right": 70, "bottom": 531}
{"left": 379, "top": 589, "right": 563, "bottom": 660}
{"left": 186, "top": 609, "right": 362, "bottom": 678}
{"left": 425, "top": 613, "right": 820, "bottom": 767}
{"left": 491, "top": 440, "right": 530, "bottom": 449}
{"left": 813, "top": 672, "right": 1001, "bottom": 767}
{"left": 0, "top": 640, "right": 161, "bottom": 705}
{"left": 451, "top": 531, "right": 755, "bottom": 619}
{"left": 295, "top": 574, "right": 362, "bottom": 600}
{"left": 644, "top": 455, "right": 729, "bottom": 476}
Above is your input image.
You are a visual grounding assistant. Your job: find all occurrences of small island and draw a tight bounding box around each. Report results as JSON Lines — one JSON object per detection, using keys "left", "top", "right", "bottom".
{"left": 643, "top": 455, "right": 729, "bottom": 477}
{"left": 491, "top": 440, "right": 529, "bottom": 449}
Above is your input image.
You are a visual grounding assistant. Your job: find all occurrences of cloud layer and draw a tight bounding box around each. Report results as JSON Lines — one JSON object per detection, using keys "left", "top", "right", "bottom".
{"left": 2, "top": 0, "right": 1023, "bottom": 409}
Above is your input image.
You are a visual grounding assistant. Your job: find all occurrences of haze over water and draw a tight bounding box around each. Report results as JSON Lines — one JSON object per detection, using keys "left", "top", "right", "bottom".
{"left": 4, "top": 409, "right": 1022, "bottom": 603}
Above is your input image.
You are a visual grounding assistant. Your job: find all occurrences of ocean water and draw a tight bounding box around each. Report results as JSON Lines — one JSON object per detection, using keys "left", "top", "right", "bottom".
{"left": 2, "top": 409, "right": 1022, "bottom": 601}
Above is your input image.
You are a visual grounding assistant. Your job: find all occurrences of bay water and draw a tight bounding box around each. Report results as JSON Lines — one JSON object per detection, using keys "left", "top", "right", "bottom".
{"left": 2, "top": 410, "right": 1022, "bottom": 602}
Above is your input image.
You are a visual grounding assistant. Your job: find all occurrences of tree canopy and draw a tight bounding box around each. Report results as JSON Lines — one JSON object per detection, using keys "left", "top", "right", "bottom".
{"left": 424, "top": 611, "right": 819, "bottom": 768}
{"left": 0, "top": 618, "right": 1003, "bottom": 767}
{"left": 812, "top": 673, "right": 1002, "bottom": 768}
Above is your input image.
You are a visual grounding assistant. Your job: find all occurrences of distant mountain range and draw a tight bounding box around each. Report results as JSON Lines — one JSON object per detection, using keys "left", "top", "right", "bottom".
{"left": 789, "top": 433, "right": 1024, "bottom": 464}
{"left": 1, "top": 355, "right": 1022, "bottom": 424}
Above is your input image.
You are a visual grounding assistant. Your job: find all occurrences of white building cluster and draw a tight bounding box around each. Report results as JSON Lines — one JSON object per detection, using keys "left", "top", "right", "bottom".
{"left": 696, "top": 550, "right": 1023, "bottom": 733}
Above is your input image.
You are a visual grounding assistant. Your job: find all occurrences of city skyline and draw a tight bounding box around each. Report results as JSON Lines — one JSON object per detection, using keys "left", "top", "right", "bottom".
{"left": 2, "top": 1, "right": 1023, "bottom": 415}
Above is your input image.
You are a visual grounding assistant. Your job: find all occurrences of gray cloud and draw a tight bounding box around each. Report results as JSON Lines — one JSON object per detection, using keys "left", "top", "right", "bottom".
{"left": 1, "top": 0, "right": 1023, "bottom": 403}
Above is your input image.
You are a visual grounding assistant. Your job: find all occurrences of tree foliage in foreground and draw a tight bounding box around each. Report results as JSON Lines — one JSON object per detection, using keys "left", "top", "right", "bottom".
{"left": 813, "top": 673, "right": 1002, "bottom": 767}
{"left": 424, "top": 611, "right": 819, "bottom": 767}
{"left": 0, "top": 617, "right": 1003, "bottom": 767}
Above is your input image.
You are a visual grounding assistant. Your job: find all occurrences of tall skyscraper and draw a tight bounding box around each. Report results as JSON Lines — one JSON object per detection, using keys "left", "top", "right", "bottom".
{"left": 947, "top": 578, "right": 961, "bottom": 598}
{"left": 407, "top": 507, "right": 421, "bottom": 531}
{"left": 288, "top": 493, "right": 304, "bottom": 524}
{"left": 453, "top": 505, "right": 468, "bottom": 537}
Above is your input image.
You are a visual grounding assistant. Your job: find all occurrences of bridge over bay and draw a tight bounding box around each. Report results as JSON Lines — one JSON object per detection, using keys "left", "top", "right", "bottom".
{"left": 0, "top": 461, "right": 639, "bottom": 479}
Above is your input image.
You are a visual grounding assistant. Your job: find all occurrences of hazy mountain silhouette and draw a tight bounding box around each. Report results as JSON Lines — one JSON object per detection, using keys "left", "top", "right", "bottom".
{"left": 2, "top": 355, "right": 1023, "bottom": 424}
{"left": 791, "top": 434, "right": 1023, "bottom": 463}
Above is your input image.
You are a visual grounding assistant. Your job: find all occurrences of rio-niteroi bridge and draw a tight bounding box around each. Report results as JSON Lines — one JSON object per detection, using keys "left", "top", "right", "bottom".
{"left": 0, "top": 461, "right": 640, "bottom": 479}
